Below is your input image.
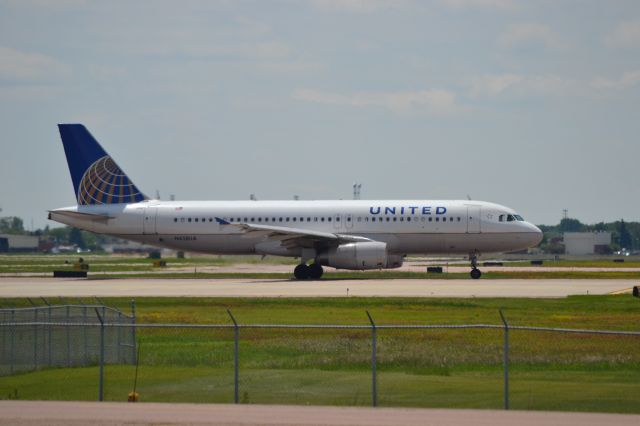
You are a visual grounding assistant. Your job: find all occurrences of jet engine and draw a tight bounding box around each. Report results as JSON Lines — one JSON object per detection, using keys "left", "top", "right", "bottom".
{"left": 317, "top": 241, "right": 403, "bottom": 270}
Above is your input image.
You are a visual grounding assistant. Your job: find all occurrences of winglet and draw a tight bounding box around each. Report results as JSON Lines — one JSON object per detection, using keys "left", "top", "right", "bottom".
{"left": 215, "top": 217, "right": 230, "bottom": 225}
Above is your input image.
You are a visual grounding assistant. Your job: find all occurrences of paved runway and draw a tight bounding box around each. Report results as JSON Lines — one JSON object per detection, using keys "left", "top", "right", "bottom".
{"left": 0, "top": 277, "right": 634, "bottom": 298}
{"left": 1, "top": 401, "right": 639, "bottom": 426}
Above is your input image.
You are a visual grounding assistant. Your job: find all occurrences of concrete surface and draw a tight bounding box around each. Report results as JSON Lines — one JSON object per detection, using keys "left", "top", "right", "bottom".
{"left": 0, "top": 277, "right": 634, "bottom": 298}
{"left": 1, "top": 401, "right": 639, "bottom": 426}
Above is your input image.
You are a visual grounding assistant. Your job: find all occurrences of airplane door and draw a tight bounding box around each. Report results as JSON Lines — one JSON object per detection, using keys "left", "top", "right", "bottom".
{"left": 143, "top": 207, "right": 158, "bottom": 235}
{"left": 334, "top": 214, "right": 342, "bottom": 230}
{"left": 467, "top": 205, "right": 481, "bottom": 233}
{"left": 345, "top": 213, "right": 354, "bottom": 229}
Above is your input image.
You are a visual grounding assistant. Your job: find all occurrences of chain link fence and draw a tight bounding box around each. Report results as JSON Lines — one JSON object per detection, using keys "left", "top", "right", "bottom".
{"left": 1, "top": 310, "right": 639, "bottom": 412}
{"left": 0, "top": 304, "right": 136, "bottom": 376}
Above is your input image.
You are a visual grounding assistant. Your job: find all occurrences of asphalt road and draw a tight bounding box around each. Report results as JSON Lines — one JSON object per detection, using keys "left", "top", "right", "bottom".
{"left": 0, "top": 277, "right": 634, "bottom": 298}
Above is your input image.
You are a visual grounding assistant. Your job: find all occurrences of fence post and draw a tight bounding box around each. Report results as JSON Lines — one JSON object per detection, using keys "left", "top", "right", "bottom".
{"left": 499, "top": 309, "right": 509, "bottom": 410}
{"left": 131, "top": 299, "right": 137, "bottom": 365}
{"left": 83, "top": 306, "right": 88, "bottom": 365}
{"left": 227, "top": 309, "right": 239, "bottom": 404}
{"left": 95, "top": 308, "right": 105, "bottom": 402}
{"left": 10, "top": 309, "right": 15, "bottom": 375}
{"left": 66, "top": 305, "right": 71, "bottom": 367}
{"left": 366, "top": 310, "right": 377, "bottom": 407}
{"left": 33, "top": 308, "right": 38, "bottom": 370}
{"left": 41, "top": 298, "right": 52, "bottom": 366}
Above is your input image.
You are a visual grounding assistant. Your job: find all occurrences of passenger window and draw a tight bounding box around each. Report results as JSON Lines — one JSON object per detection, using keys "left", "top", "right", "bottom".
{"left": 174, "top": 218, "right": 177, "bottom": 222}
{"left": 436, "top": 217, "right": 439, "bottom": 222}
{"left": 279, "top": 218, "right": 283, "bottom": 222}
{"left": 286, "top": 217, "right": 290, "bottom": 222}
{"left": 386, "top": 217, "right": 390, "bottom": 222}
{"left": 328, "top": 217, "right": 332, "bottom": 222}
{"left": 321, "top": 218, "right": 325, "bottom": 222}
{"left": 209, "top": 218, "right": 213, "bottom": 222}
{"left": 292, "top": 217, "right": 297, "bottom": 222}
{"left": 335, "top": 217, "right": 339, "bottom": 221}
{"left": 457, "top": 217, "right": 461, "bottom": 222}
{"left": 393, "top": 217, "right": 397, "bottom": 222}
{"left": 348, "top": 217, "right": 352, "bottom": 222}
{"left": 307, "top": 217, "right": 311, "bottom": 222}
{"left": 195, "top": 218, "right": 199, "bottom": 222}
{"left": 300, "top": 217, "right": 304, "bottom": 222}
{"left": 499, "top": 215, "right": 505, "bottom": 222}
{"left": 400, "top": 217, "right": 404, "bottom": 222}
{"left": 251, "top": 218, "right": 255, "bottom": 222}
{"left": 407, "top": 217, "right": 411, "bottom": 222}
{"left": 428, "top": 217, "right": 432, "bottom": 222}
{"left": 188, "top": 218, "right": 192, "bottom": 222}
{"left": 258, "top": 218, "right": 262, "bottom": 222}
{"left": 314, "top": 217, "right": 318, "bottom": 222}
{"left": 273, "top": 218, "right": 276, "bottom": 222}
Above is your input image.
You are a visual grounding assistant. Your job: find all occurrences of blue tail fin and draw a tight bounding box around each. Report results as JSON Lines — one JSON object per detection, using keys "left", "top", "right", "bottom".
{"left": 58, "top": 124, "right": 147, "bottom": 205}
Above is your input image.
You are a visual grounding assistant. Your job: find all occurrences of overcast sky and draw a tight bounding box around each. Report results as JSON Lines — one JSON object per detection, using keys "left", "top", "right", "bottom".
{"left": 1, "top": 0, "right": 639, "bottom": 229}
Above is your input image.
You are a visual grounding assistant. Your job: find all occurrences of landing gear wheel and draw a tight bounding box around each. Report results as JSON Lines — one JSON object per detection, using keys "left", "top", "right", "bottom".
{"left": 308, "top": 263, "right": 324, "bottom": 280}
{"left": 470, "top": 268, "right": 482, "bottom": 279}
{"left": 294, "top": 264, "right": 310, "bottom": 280}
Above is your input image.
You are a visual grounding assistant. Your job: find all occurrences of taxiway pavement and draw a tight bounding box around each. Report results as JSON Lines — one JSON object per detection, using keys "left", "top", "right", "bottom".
{"left": 0, "top": 277, "right": 634, "bottom": 298}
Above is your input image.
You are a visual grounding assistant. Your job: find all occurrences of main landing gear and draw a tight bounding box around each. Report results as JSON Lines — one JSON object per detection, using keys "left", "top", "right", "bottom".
{"left": 469, "top": 254, "right": 482, "bottom": 279}
{"left": 294, "top": 263, "right": 324, "bottom": 280}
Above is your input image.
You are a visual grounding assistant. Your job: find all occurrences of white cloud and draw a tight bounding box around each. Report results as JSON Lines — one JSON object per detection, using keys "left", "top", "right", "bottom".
{"left": 469, "top": 74, "right": 572, "bottom": 98}
{"left": 310, "top": 0, "right": 409, "bottom": 13}
{"left": 0, "top": 46, "right": 69, "bottom": 81}
{"left": 438, "top": 0, "right": 516, "bottom": 10}
{"left": 292, "top": 88, "right": 460, "bottom": 115}
{"left": 604, "top": 20, "right": 640, "bottom": 48}
{"left": 591, "top": 70, "right": 640, "bottom": 90}
{"left": 499, "top": 23, "right": 564, "bottom": 50}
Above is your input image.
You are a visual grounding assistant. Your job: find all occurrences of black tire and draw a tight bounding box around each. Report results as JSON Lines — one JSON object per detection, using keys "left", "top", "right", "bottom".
{"left": 470, "top": 268, "right": 482, "bottom": 279}
{"left": 294, "top": 264, "right": 310, "bottom": 280}
{"left": 308, "top": 263, "right": 324, "bottom": 279}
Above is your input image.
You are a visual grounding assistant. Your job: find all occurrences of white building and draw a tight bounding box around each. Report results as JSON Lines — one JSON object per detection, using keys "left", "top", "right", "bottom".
{"left": 563, "top": 232, "right": 611, "bottom": 255}
{"left": 0, "top": 234, "right": 39, "bottom": 252}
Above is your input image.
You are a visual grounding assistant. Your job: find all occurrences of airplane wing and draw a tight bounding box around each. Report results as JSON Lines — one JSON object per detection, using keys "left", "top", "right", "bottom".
{"left": 215, "top": 217, "right": 371, "bottom": 249}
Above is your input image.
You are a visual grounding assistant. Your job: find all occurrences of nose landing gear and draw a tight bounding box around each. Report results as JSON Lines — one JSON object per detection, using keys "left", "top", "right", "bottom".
{"left": 469, "top": 253, "right": 482, "bottom": 279}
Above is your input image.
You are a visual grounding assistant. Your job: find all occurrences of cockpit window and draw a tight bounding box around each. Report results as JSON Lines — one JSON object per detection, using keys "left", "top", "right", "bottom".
{"left": 500, "top": 213, "right": 525, "bottom": 222}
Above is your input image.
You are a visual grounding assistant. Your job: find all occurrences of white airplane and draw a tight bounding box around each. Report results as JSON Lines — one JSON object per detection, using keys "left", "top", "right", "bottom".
{"left": 49, "top": 124, "right": 543, "bottom": 279}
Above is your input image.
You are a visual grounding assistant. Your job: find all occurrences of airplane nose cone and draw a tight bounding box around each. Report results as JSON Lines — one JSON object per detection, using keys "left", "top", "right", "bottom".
{"left": 528, "top": 223, "right": 543, "bottom": 246}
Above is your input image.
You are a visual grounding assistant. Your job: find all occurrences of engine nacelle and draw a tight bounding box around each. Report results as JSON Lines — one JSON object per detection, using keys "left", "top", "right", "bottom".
{"left": 317, "top": 241, "right": 404, "bottom": 270}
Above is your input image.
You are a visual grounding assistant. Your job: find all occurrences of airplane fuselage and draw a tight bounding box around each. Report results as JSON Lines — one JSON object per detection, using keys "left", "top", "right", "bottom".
{"left": 50, "top": 199, "right": 542, "bottom": 258}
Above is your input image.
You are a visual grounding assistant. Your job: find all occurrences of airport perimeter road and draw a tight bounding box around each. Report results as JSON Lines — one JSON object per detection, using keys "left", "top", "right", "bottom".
{"left": 1, "top": 401, "right": 639, "bottom": 426}
{"left": 0, "top": 277, "right": 634, "bottom": 298}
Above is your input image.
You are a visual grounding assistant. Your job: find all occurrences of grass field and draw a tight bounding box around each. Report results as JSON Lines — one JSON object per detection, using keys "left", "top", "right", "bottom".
{"left": 1, "top": 296, "right": 639, "bottom": 412}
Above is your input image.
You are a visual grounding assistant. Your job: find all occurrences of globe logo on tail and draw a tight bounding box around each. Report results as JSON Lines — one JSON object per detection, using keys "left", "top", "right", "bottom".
{"left": 77, "top": 155, "right": 145, "bottom": 205}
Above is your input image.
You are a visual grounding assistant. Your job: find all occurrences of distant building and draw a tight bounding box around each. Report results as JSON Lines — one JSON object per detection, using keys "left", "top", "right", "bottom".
{"left": 563, "top": 232, "right": 612, "bottom": 255}
{"left": 0, "top": 234, "right": 39, "bottom": 253}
